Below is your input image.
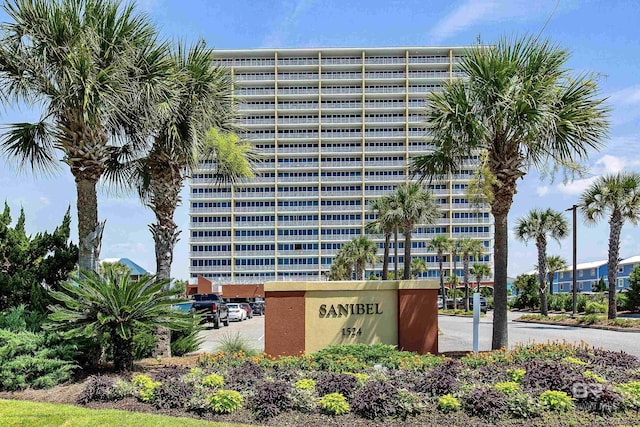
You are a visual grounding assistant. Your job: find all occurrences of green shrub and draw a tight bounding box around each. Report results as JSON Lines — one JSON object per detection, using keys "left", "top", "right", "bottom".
{"left": 437, "top": 394, "right": 461, "bottom": 413}
{"left": 215, "top": 331, "right": 256, "bottom": 356}
{"left": 290, "top": 387, "right": 317, "bottom": 413}
{"left": 580, "top": 314, "right": 602, "bottom": 325}
{"left": 617, "top": 292, "right": 630, "bottom": 311}
{"left": 207, "top": 389, "right": 243, "bottom": 414}
{"left": 563, "top": 356, "right": 588, "bottom": 365}
{"left": 132, "top": 374, "right": 161, "bottom": 403}
{"left": 0, "top": 329, "right": 76, "bottom": 391}
{"left": 615, "top": 381, "right": 640, "bottom": 408}
{"left": 171, "top": 313, "right": 205, "bottom": 356}
{"left": 538, "top": 390, "right": 574, "bottom": 412}
{"left": 508, "top": 368, "right": 526, "bottom": 383}
{"left": 583, "top": 370, "right": 606, "bottom": 384}
{"left": 394, "top": 389, "right": 423, "bottom": 419}
{"left": 318, "top": 392, "right": 350, "bottom": 415}
{"left": 507, "top": 391, "right": 540, "bottom": 418}
{"left": 109, "top": 379, "right": 136, "bottom": 400}
{"left": 585, "top": 301, "right": 607, "bottom": 314}
{"left": 494, "top": 381, "right": 520, "bottom": 395}
{"left": 133, "top": 326, "right": 156, "bottom": 360}
{"left": 294, "top": 378, "right": 316, "bottom": 390}
{"left": 201, "top": 373, "right": 224, "bottom": 388}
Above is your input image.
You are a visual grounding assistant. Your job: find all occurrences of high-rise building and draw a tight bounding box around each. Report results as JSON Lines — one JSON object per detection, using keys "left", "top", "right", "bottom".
{"left": 189, "top": 47, "right": 493, "bottom": 284}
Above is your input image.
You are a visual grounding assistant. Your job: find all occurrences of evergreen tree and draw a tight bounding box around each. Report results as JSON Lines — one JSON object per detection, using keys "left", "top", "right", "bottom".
{"left": 0, "top": 203, "right": 78, "bottom": 313}
{"left": 627, "top": 266, "right": 640, "bottom": 312}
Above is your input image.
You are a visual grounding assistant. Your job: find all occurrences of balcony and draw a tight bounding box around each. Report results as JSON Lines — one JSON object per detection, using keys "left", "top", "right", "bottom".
{"left": 278, "top": 73, "right": 319, "bottom": 80}
{"left": 235, "top": 74, "right": 275, "bottom": 82}
{"left": 278, "top": 176, "right": 319, "bottom": 183}
{"left": 320, "top": 219, "right": 361, "bottom": 226}
{"left": 278, "top": 58, "right": 319, "bottom": 66}
{"left": 321, "top": 175, "right": 362, "bottom": 183}
{"left": 234, "top": 206, "right": 276, "bottom": 213}
{"left": 234, "top": 235, "right": 275, "bottom": 242}
{"left": 277, "top": 191, "right": 320, "bottom": 198}
{"left": 191, "top": 222, "right": 231, "bottom": 229}
{"left": 278, "top": 147, "right": 319, "bottom": 155}
{"left": 189, "top": 206, "right": 231, "bottom": 214}
{"left": 189, "top": 251, "right": 231, "bottom": 257}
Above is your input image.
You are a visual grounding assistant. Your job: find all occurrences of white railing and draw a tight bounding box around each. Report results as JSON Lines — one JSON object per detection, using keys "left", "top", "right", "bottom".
{"left": 278, "top": 73, "right": 319, "bottom": 80}
{"left": 235, "top": 206, "right": 275, "bottom": 213}
{"left": 320, "top": 220, "right": 361, "bottom": 226}
{"left": 278, "top": 176, "right": 318, "bottom": 183}
{"left": 235, "top": 74, "right": 275, "bottom": 81}
{"left": 278, "top": 88, "right": 318, "bottom": 95}
{"left": 189, "top": 251, "right": 231, "bottom": 257}
{"left": 321, "top": 87, "right": 362, "bottom": 94}
{"left": 277, "top": 235, "right": 318, "bottom": 241}
{"left": 233, "top": 235, "right": 275, "bottom": 242}
{"left": 189, "top": 207, "right": 231, "bottom": 213}
{"left": 277, "top": 191, "right": 319, "bottom": 198}
{"left": 365, "top": 87, "right": 404, "bottom": 94}
{"left": 278, "top": 205, "right": 318, "bottom": 212}
{"left": 192, "top": 222, "right": 231, "bottom": 228}
{"left": 365, "top": 57, "right": 404, "bottom": 65}
{"left": 279, "top": 103, "right": 319, "bottom": 110}
{"left": 278, "top": 58, "right": 319, "bottom": 66}
{"left": 322, "top": 58, "right": 361, "bottom": 65}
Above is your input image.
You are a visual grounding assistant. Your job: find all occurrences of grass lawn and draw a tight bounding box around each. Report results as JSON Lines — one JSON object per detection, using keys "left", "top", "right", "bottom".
{"left": 0, "top": 399, "right": 254, "bottom": 427}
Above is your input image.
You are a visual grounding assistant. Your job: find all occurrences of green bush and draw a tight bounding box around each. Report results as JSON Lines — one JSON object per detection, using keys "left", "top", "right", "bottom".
{"left": 494, "top": 381, "right": 520, "bottom": 395}
{"left": 294, "top": 378, "right": 316, "bottom": 390}
{"left": 171, "top": 313, "right": 205, "bottom": 356}
{"left": 580, "top": 314, "right": 602, "bottom": 325}
{"left": 318, "top": 392, "right": 350, "bottom": 415}
{"left": 207, "top": 389, "right": 243, "bottom": 414}
{"left": 615, "top": 381, "right": 640, "bottom": 408}
{"left": 585, "top": 301, "right": 607, "bottom": 314}
{"left": 132, "top": 374, "right": 161, "bottom": 403}
{"left": 202, "top": 373, "right": 224, "bottom": 388}
{"left": 617, "top": 292, "right": 630, "bottom": 311}
{"left": 508, "top": 368, "right": 526, "bottom": 383}
{"left": 437, "top": 394, "right": 461, "bottom": 413}
{"left": 394, "top": 389, "right": 424, "bottom": 419}
{"left": 507, "top": 391, "right": 540, "bottom": 418}
{"left": 109, "top": 379, "right": 136, "bottom": 400}
{"left": 538, "top": 390, "right": 574, "bottom": 412}
{"left": 133, "top": 326, "right": 156, "bottom": 360}
{"left": 290, "top": 387, "right": 317, "bottom": 413}
{"left": 0, "top": 329, "right": 76, "bottom": 391}
{"left": 215, "top": 331, "right": 256, "bottom": 356}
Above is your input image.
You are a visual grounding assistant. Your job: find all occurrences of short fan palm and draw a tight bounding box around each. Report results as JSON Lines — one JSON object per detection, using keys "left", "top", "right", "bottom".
{"left": 48, "top": 269, "right": 192, "bottom": 371}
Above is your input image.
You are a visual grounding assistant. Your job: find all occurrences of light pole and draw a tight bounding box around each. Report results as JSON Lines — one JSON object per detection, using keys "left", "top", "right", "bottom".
{"left": 565, "top": 204, "right": 579, "bottom": 317}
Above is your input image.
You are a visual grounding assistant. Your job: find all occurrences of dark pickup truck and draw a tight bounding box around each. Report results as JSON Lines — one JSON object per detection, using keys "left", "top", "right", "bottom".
{"left": 191, "top": 294, "right": 229, "bottom": 329}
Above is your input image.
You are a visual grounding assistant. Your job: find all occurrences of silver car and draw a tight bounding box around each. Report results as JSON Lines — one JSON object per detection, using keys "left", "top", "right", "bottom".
{"left": 227, "top": 303, "right": 247, "bottom": 322}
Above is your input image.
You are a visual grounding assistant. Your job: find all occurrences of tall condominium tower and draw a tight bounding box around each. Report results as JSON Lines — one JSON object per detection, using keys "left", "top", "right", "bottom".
{"left": 189, "top": 47, "right": 493, "bottom": 284}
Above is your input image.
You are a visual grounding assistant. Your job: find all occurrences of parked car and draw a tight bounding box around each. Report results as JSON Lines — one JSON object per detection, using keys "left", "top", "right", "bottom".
{"left": 191, "top": 294, "right": 229, "bottom": 329}
{"left": 468, "top": 296, "right": 488, "bottom": 313}
{"left": 250, "top": 301, "right": 265, "bottom": 316}
{"left": 227, "top": 303, "right": 247, "bottom": 322}
{"left": 241, "top": 302, "right": 253, "bottom": 319}
{"left": 437, "top": 296, "right": 444, "bottom": 309}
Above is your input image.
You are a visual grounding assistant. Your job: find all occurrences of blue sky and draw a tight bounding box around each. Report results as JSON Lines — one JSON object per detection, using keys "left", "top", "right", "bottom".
{"left": 1, "top": 0, "right": 640, "bottom": 279}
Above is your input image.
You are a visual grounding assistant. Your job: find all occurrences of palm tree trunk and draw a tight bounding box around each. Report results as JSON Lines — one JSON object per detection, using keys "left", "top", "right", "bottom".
{"left": 492, "top": 210, "right": 509, "bottom": 350}
{"left": 76, "top": 176, "right": 102, "bottom": 271}
{"left": 536, "top": 239, "right": 548, "bottom": 316}
{"left": 439, "top": 251, "right": 446, "bottom": 306}
{"left": 394, "top": 228, "right": 399, "bottom": 279}
{"left": 476, "top": 277, "right": 481, "bottom": 293}
{"left": 382, "top": 232, "right": 391, "bottom": 280}
{"left": 149, "top": 161, "right": 182, "bottom": 358}
{"left": 452, "top": 253, "right": 458, "bottom": 310}
{"left": 548, "top": 273, "right": 554, "bottom": 295}
{"left": 607, "top": 211, "right": 623, "bottom": 320}
{"left": 403, "top": 229, "right": 412, "bottom": 280}
{"left": 463, "top": 255, "right": 470, "bottom": 311}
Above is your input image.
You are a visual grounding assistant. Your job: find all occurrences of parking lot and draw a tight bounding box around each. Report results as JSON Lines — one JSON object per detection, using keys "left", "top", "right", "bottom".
{"left": 197, "top": 314, "right": 265, "bottom": 353}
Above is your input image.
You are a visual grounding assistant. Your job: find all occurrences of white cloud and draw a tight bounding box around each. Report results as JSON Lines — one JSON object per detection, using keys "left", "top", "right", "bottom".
{"left": 536, "top": 186, "right": 549, "bottom": 197}
{"left": 428, "top": 0, "right": 565, "bottom": 43}
{"left": 39, "top": 197, "right": 50, "bottom": 206}
{"left": 608, "top": 85, "right": 640, "bottom": 106}
{"left": 261, "top": 0, "right": 317, "bottom": 48}
{"left": 555, "top": 154, "right": 640, "bottom": 195}
{"left": 607, "top": 84, "right": 640, "bottom": 125}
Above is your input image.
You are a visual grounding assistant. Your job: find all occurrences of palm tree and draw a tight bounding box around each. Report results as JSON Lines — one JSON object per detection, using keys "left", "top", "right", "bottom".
{"left": 327, "top": 251, "right": 352, "bottom": 281}
{"left": 514, "top": 208, "right": 569, "bottom": 316}
{"left": 411, "top": 257, "right": 428, "bottom": 279}
{"left": 367, "top": 195, "right": 395, "bottom": 280}
{"left": 451, "top": 239, "right": 461, "bottom": 307}
{"left": 48, "top": 269, "right": 192, "bottom": 371}
{"left": 390, "top": 183, "right": 440, "bottom": 280}
{"left": 470, "top": 263, "right": 492, "bottom": 293}
{"left": 447, "top": 274, "right": 459, "bottom": 309}
{"left": 580, "top": 172, "right": 640, "bottom": 319}
{"left": 411, "top": 36, "right": 609, "bottom": 348}
{"left": 546, "top": 255, "right": 568, "bottom": 295}
{"left": 0, "top": 0, "right": 168, "bottom": 271}
{"left": 342, "top": 236, "right": 379, "bottom": 280}
{"left": 459, "top": 238, "right": 485, "bottom": 311}
{"left": 428, "top": 235, "right": 453, "bottom": 306}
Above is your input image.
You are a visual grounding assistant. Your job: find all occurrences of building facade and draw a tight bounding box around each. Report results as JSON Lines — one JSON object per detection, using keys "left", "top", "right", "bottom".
{"left": 189, "top": 47, "right": 493, "bottom": 284}
{"left": 551, "top": 256, "right": 640, "bottom": 293}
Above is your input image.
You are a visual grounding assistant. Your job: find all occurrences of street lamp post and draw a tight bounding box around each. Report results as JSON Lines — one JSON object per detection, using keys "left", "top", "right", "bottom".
{"left": 565, "top": 204, "right": 579, "bottom": 317}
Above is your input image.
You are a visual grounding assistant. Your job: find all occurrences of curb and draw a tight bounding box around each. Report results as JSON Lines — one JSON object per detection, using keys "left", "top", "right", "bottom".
{"left": 513, "top": 318, "right": 640, "bottom": 333}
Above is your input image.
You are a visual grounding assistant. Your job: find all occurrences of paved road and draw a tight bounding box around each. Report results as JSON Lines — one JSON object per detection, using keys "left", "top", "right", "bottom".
{"left": 439, "top": 311, "right": 640, "bottom": 357}
{"left": 197, "top": 311, "right": 640, "bottom": 357}
{"left": 197, "top": 315, "right": 265, "bottom": 353}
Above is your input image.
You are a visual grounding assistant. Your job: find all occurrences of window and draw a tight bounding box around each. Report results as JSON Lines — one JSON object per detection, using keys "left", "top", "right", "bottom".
{"left": 578, "top": 270, "right": 583, "bottom": 278}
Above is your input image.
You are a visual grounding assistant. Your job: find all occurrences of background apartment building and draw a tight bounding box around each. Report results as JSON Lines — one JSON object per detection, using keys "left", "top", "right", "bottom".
{"left": 189, "top": 47, "right": 493, "bottom": 284}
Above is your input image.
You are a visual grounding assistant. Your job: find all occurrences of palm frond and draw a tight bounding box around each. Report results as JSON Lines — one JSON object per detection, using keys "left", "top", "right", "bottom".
{"left": 1, "top": 120, "right": 59, "bottom": 175}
